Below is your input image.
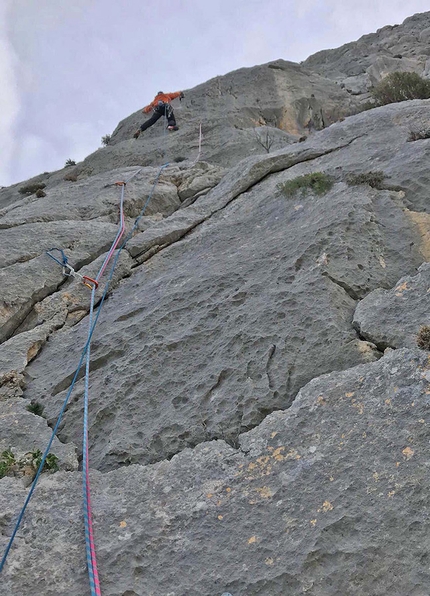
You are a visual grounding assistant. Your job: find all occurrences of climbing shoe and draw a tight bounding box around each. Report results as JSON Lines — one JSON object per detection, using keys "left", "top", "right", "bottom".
{"left": 167, "top": 125, "right": 179, "bottom": 131}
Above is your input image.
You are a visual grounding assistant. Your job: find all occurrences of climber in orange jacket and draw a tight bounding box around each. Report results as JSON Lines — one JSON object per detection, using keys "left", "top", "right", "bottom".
{"left": 133, "top": 91, "right": 184, "bottom": 138}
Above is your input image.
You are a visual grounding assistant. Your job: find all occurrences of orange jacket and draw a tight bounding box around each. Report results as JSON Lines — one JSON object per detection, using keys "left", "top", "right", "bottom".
{"left": 143, "top": 91, "right": 182, "bottom": 113}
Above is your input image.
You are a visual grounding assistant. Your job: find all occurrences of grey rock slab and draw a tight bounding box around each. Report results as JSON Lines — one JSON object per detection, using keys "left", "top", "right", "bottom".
{"left": 176, "top": 161, "right": 226, "bottom": 201}
{"left": 0, "top": 321, "right": 64, "bottom": 399}
{"left": 0, "top": 399, "right": 78, "bottom": 480}
{"left": 0, "top": 222, "right": 120, "bottom": 344}
{"left": 0, "top": 252, "right": 131, "bottom": 391}
{"left": 24, "top": 175, "right": 425, "bottom": 473}
{"left": 126, "top": 138, "right": 357, "bottom": 259}
{"left": 2, "top": 348, "right": 430, "bottom": 595}
{"left": 18, "top": 249, "right": 133, "bottom": 332}
{"left": 0, "top": 220, "right": 119, "bottom": 269}
{"left": 354, "top": 262, "right": 430, "bottom": 349}
{"left": 0, "top": 166, "right": 180, "bottom": 229}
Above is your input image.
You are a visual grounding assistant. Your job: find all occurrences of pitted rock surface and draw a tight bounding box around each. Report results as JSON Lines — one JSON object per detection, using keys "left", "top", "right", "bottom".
{"left": 24, "top": 169, "right": 423, "bottom": 470}
{"left": 2, "top": 349, "right": 430, "bottom": 595}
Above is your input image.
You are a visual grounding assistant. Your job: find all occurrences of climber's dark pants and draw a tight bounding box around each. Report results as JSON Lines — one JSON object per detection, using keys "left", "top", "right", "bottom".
{"left": 140, "top": 104, "right": 176, "bottom": 131}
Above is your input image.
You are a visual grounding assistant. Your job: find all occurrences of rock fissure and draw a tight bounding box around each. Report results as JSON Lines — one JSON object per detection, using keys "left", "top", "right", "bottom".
{"left": 322, "top": 271, "right": 360, "bottom": 300}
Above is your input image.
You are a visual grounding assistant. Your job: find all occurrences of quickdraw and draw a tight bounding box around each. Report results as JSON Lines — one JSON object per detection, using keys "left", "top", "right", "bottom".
{"left": 46, "top": 248, "right": 98, "bottom": 290}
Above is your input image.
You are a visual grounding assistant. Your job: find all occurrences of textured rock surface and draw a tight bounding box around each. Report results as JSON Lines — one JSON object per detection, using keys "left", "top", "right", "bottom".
{"left": 3, "top": 349, "right": 430, "bottom": 595}
{"left": 354, "top": 262, "right": 430, "bottom": 349}
{"left": 304, "top": 11, "right": 430, "bottom": 92}
{"left": 24, "top": 150, "right": 423, "bottom": 470}
{"left": 2, "top": 12, "right": 430, "bottom": 596}
{"left": 0, "top": 399, "right": 78, "bottom": 479}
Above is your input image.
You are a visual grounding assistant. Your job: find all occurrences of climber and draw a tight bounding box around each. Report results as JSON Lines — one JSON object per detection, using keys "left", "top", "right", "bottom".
{"left": 133, "top": 91, "right": 184, "bottom": 138}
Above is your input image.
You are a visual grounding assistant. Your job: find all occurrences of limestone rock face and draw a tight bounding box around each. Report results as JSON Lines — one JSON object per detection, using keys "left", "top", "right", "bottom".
{"left": 304, "top": 11, "right": 430, "bottom": 92}
{"left": 74, "top": 59, "right": 359, "bottom": 175}
{"left": 2, "top": 11, "right": 430, "bottom": 596}
{"left": 2, "top": 349, "right": 430, "bottom": 595}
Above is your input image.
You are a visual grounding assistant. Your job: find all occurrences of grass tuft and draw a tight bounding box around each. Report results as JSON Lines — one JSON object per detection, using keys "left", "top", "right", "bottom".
{"left": 277, "top": 172, "right": 334, "bottom": 198}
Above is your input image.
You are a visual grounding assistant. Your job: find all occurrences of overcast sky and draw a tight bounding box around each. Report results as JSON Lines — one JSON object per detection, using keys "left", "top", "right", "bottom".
{"left": 1, "top": 0, "right": 429, "bottom": 187}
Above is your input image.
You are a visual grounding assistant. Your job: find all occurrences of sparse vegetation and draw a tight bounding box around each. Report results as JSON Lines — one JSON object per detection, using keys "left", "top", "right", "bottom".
{"left": 407, "top": 128, "right": 430, "bottom": 142}
{"left": 371, "top": 71, "right": 430, "bottom": 106}
{"left": 278, "top": 172, "right": 334, "bottom": 198}
{"left": 45, "top": 454, "right": 59, "bottom": 472}
{"left": 26, "top": 402, "right": 45, "bottom": 417}
{"left": 0, "top": 447, "right": 59, "bottom": 480}
{"left": 35, "top": 189, "right": 46, "bottom": 198}
{"left": 345, "top": 171, "right": 385, "bottom": 189}
{"left": 101, "top": 134, "right": 112, "bottom": 146}
{"left": 18, "top": 182, "right": 46, "bottom": 196}
{"left": 31, "top": 450, "right": 59, "bottom": 472}
{"left": 254, "top": 128, "right": 275, "bottom": 153}
{"left": 0, "top": 449, "right": 16, "bottom": 479}
{"left": 65, "top": 159, "right": 76, "bottom": 167}
{"left": 417, "top": 325, "right": 430, "bottom": 350}
{"left": 173, "top": 156, "right": 187, "bottom": 163}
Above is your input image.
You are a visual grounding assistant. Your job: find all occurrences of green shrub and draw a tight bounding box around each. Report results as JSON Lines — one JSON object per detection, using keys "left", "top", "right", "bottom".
{"left": 45, "top": 454, "right": 59, "bottom": 472}
{"left": 65, "top": 158, "right": 76, "bottom": 167}
{"left": 277, "top": 172, "right": 334, "bottom": 198}
{"left": 407, "top": 128, "right": 430, "bottom": 142}
{"left": 26, "top": 402, "right": 45, "bottom": 416}
{"left": 18, "top": 182, "right": 46, "bottom": 195}
{"left": 101, "top": 134, "right": 112, "bottom": 146}
{"left": 345, "top": 171, "right": 385, "bottom": 189}
{"left": 0, "top": 449, "right": 16, "bottom": 479}
{"left": 371, "top": 72, "right": 430, "bottom": 106}
{"left": 31, "top": 450, "right": 59, "bottom": 472}
{"left": 417, "top": 325, "right": 430, "bottom": 350}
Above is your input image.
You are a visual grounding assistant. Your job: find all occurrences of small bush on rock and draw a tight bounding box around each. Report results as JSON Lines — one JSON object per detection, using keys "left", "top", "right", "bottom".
{"left": 0, "top": 449, "right": 16, "bottom": 479}
{"left": 278, "top": 172, "right": 334, "bottom": 198}
{"left": 35, "top": 189, "right": 46, "bottom": 198}
{"left": 26, "top": 402, "right": 45, "bottom": 416}
{"left": 346, "top": 171, "right": 385, "bottom": 189}
{"left": 371, "top": 72, "right": 430, "bottom": 106}
{"left": 101, "top": 134, "right": 112, "bottom": 146}
{"left": 19, "top": 182, "right": 46, "bottom": 196}
{"left": 65, "top": 158, "right": 76, "bottom": 167}
{"left": 31, "top": 450, "right": 59, "bottom": 472}
{"left": 417, "top": 325, "right": 430, "bottom": 350}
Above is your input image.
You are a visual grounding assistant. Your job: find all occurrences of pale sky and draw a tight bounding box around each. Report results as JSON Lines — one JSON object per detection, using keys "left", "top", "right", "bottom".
{"left": 1, "top": 0, "right": 429, "bottom": 187}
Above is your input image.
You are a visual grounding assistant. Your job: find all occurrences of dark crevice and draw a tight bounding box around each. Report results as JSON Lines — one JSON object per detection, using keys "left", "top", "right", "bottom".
{"left": 321, "top": 271, "right": 359, "bottom": 300}
{"left": 265, "top": 344, "right": 276, "bottom": 390}
{"left": 352, "top": 320, "right": 395, "bottom": 353}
